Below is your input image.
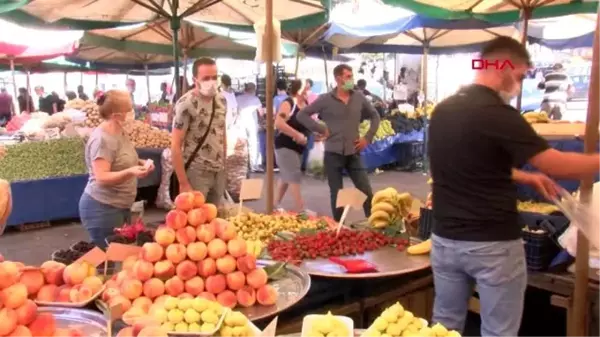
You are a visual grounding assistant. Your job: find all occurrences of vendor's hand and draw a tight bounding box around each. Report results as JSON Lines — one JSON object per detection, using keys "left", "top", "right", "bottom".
{"left": 354, "top": 137, "right": 369, "bottom": 151}
{"left": 526, "top": 172, "right": 560, "bottom": 201}
{"left": 294, "top": 134, "right": 307, "bottom": 145}
{"left": 129, "top": 166, "right": 149, "bottom": 178}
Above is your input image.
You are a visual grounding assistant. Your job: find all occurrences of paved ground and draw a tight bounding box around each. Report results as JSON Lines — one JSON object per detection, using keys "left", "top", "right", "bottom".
{"left": 0, "top": 170, "right": 430, "bottom": 266}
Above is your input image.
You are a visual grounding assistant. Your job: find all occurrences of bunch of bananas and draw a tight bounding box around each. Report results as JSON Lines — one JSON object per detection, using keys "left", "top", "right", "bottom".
{"left": 368, "top": 188, "right": 414, "bottom": 228}
{"left": 245, "top": 239, "right": 264, "bottom": 257}
{"left": 522, "top": 111, "right": 549, "bottom": 124}
{"left": 360, "top": 120, "right": 396, "bottom": 141}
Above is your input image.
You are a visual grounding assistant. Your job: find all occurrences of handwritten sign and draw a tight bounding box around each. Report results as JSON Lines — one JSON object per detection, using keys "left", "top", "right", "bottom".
{"left": 261, "top": 317, "right": 278, "bottom": 337}
{"left": 240, "top": 179, "right": 264, "bottom": 201}
{"left": 336, "top": 188, "right": 367, "bottom": 209}
{"left": 75, "top": 247, "right": 106, "bottom": 267}
{"left": 106, "top": 243, "right": 142, "bottom": 261}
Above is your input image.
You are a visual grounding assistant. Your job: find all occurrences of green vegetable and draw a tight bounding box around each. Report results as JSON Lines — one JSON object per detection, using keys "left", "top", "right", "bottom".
{"left": 0, "top": 138, "right": 87, "bottom": 182}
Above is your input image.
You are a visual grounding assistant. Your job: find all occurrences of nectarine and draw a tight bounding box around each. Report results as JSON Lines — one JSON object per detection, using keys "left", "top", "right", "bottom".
{"left": 154, "top": 226, "right": 176, "bottom": 247}
{"left": 0, "top": 262, "right": 19, "bottom": 289}
{"left": 246, "top": 268, "right": 268, "bottom": 289}
{"left": 164, "top": 277, "right": 184, "bottom": 297}
{"left": 63, "top": 262, "right": 88, "bottom": 286}
{"left": 205, "top": 274, "right": 226, "bottom": 294}
{"left": 153, "top": 260, "right": 175, "bottom": 279}
{"left": 132, "top": 297, "right": 153, "bottom": 313}
{"left": 120, "top": 279, "right": 143, "bottom": 300}
{"left": 36, "top": 284, "right": 57, "bottom": 302}
{"left": 174, "top": 192, "right": 195, "bottom": 212}
{"left": 236, "top": 255, "right": 257, "bottom": 274}
{"left": 165, "top": 244, "right": 187, "bottom": 264}
{"left": 40, "top": 261, "right": 65, "bottom": 286}
{"left": 122, "top": 256, "right": 138, "bottom": 272}
{"left": 202, "top": 204, "right": 218, "bottom": 222}
{"left": 175, "top": 260, "right": 197, "bottom": 281}
{"left": 227, "top": 238, "right": 247, "bottom": 258}
{"left": 2, "top": 283, "right": 27, "bottom": 309}
{"left": 165, "top": 210, "right": 187, "bottom": 230}
{"left": 28, "top": 312, "right": 56, "bottom": 337}
{"left": 15, "top": 300, "right": 37, "bottom": 326}
{"left": 187, "top": 208, "right": 206, "bottom": 227}
{"left": 207, "top": 239, "right": 227, "bottom": 259}
{"left": 8, "top": 325, "right": 31, "bottom": 337}
{"left": 142, "top": 278, "right": 165, "bottom": 299}
{"left": 192, "top": 191, "right": 206, "bottom": 209}
{"left": 216, "top": 290, "right": 237, "bottom": 309}
{"left": 196, "top": 224, "right": 215, "bottom": 243}
{"left": 0, "top": 308, "right": 17, "bottom": 336}
{"left": 19, "top": 269, "right": 44, "bottom": 296}
{"left": 132, "top": 260, "right": 154, "bottom": 282}
{"left": 226, "top": 271, "right": 246, "bottom": 291}
{"left": 216, "top": 255, "right": 236, "bottom": 274}
{"left": 256, "top": 284, "right": 277, "bottom": 306}
{"left": 198, "top": 292, "right": 216, "bottom": 302}
{"left": 108, "top": 295, "right": 132, "bottom": 313}
{"left": 140, "top": 243, "right": 164, "bottom": 263}
{"left": 184, "top": 277, "right": 204, "bottom": 296}
{"left": 214, "top": 219, "right": 237, "bottom": 241}
{"left": 236, "top": 286, "right": 256, "bottom": 308}
{"left": 82, "top": 275, "right": 104, "bottom": 294}
{"left": 175, "top": 226, "right": 196, "bottom": 245}
{"left": 197, "top": 258, "right": 217, "bottom": 278}
{"left": 186, "top": 242, "right": 207, "bottom": 261}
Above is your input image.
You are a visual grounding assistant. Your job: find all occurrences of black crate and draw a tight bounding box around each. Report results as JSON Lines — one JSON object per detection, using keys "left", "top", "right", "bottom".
{"left": 418, "top": 207, "right": 434, "bottom": 240}
{"left": 522, "top": 226, "right": 561, "bottom": 271}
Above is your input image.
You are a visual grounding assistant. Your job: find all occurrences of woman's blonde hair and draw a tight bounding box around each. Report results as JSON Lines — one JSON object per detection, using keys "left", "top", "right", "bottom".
{"left": 98, "top": 90, "right": 133, "bottom": 119}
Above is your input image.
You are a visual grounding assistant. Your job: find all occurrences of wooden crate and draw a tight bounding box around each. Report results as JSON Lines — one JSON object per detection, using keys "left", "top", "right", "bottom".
{"left": 531, "top": 123, "right": 586, "bottom": 139}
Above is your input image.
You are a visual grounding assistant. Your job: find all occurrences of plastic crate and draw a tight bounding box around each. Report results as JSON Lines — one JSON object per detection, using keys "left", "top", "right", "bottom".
{"left": 522, "top": 225, "right": 561, "bottom": 271}
{"left": 418, "top": 208, "right": 434, "bottom": 240}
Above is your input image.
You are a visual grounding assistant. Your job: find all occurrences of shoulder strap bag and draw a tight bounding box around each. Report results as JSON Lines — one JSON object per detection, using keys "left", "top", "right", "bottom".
{"left": 170, "top": 98, "right": 216, "bottom": 198}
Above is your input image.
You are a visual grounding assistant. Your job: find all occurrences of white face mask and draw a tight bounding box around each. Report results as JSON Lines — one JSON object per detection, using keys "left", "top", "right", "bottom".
{"left": 199, "top": 80, "right": 217, "bottom": 97}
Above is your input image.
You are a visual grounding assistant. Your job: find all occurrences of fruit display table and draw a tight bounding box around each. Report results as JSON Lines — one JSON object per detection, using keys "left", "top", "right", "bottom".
{"left": 6, "top": 148, "right": 164, "bottom": 227}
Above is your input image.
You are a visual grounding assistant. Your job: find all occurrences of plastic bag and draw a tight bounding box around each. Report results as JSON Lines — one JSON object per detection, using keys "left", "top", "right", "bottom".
{"left": 226, "top": 123, "right": 249, "bottom": 200}
{"left": 156, "top": 148, "right": 174, "bottom": 210}
{"left": 307, "top": 141, "right": 325, "bottom": 177}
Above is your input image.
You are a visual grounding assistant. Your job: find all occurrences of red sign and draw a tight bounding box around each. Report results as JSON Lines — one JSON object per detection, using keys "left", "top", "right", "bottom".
{"left": 471, "top": 59, "right": 515, "bottom": 70}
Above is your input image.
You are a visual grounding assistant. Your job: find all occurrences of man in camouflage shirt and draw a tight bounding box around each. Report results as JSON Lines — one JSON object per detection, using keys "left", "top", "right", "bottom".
{"left": 171, "top": 57, "right": 227, "bottom": 205}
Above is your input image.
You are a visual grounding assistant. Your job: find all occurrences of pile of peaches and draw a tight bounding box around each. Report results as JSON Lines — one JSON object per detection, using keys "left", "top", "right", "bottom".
{"left": 0, "top": 259, "right": 100, "bottom": 336}
{"left": 101, "top": 191, "right": 279, "bottom": 324}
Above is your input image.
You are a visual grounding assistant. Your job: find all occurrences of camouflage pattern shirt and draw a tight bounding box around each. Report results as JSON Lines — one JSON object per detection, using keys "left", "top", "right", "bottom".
{"left": 172, "top": 90, "right": 227, "bottom": 172}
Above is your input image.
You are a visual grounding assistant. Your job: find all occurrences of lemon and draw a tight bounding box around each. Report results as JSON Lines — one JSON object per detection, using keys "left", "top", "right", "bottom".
{"left": 381, "top": 310, "right": 398, "bottom": 323}
{"left": 373, "top": 317, "right": 388, "bottom": 331}
{"left": 431, "top": 323, "right": 448, "bottom": 336}
{"left": 447, "top": 330, "right": 461, "bottom": 337}
{"left": 174, "top": 322, "right": 188, "bottom": 332}
{"left": 167, "top": 309, "right": 184, "bottom": 324}
{"left": 164, "top": 296, "right": 179, "bottom": 310}
{"left": 386, "top": 323, "right": 402, "bottom": 336}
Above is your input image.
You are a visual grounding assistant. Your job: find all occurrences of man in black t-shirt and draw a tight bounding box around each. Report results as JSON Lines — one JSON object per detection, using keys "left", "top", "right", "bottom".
{"left": 428, "top": 37, "right": 599, "bottom": 336}
{"left": 34, "top": 86, "right": 57, "bottom": 115}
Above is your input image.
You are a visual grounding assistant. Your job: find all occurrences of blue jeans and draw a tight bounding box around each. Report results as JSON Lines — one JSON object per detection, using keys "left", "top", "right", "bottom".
{"left": 79, "top": 193, "right": 131, "bottom": 250}
{"left": 431, "top": 234, "right": 527, "bottom": 336}
{"left": 324, "top": 152, "right": 373, "bottom": 221}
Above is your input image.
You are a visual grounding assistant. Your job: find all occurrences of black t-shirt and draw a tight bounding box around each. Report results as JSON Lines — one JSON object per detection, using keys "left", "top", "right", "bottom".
{"left": 275, "top": 97, "right": 310, "bottom": 154}
{"left": 428, "top": 84, "right": 550, "bottom": 241}
{"left": 38, "top": 95, "right": 55, "bottom": 114}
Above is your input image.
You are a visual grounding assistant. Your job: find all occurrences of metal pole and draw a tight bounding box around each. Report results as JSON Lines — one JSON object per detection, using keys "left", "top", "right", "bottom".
{"left": 171, "top": 1, "right": 181, "bottom": 100}
{"left": 294, "top": 51, "right": 300, "bottom": 77}
{"left": 265, "top": 0, "right": 274, "bottom": 213}
{"left": 9, "top": 58, "right": 18, "bottom": 114}
{"left": 422, "top": 45, "right": 429, "bottom": 175}
{"left": 516, "top": 8, "right": 531, "bottom": 112}
{"left": 145, "top": 64, "right": 151, "bottom": 104}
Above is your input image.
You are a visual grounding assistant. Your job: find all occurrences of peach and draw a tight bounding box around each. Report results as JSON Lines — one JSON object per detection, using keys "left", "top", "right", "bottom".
{"left": 153, "top": 260, "right": 175, "bottom": 279}
{"left": 108, "top": 295, "right": 132, "bottom": 313}
{"left": 142, "top": 278, "right": 165, "bottom": 299}
{"left": 165, "top": 244, "right": 187, "bottom": 264}
{"left": 154, "top": 295, "right": 170, "bottom": 306}
{"left": 175, "top": 226, "right": 196, "bottom": 245}
{"left": 226, "top": 271, "right": 246, "bottom": 291}
{"left": 236, "top": 255, "right": 257, "bottom": 274}
{"left": 105, "top": 280, "right": 119, "bottom": 290}
{"left": 137, "top": 327, "right": 168, "bottom": 337}
{"left": 192, "top": 191, "right": 206, "bottom": 208}
{"left": 36, "top": 284, "right": 57, "bottom": 302}
{"left": 70, "top": 285, "right": 94, "bottom": 303}
{"left": 122, "top": 256, "right": 139, "bottom": 272}
{"left": 175, "top": 260, "right": 198, "bottom": 281}
{"left": 101, "top": 287, "right": 120, "bottom": 302}
{"left": 154, "top": 226, "right": 176, "bottom": 247}
{"left": 205, "top": 274, "right": 226, "bottom": 294}
{"left": 246, "top": 268, "right": 268, "bottom": 289}
{"left": 28, "top": 312, "right": 56, "bottom": 337}
{"left": 15, "top": 300, "right": 37, "bottom": 326}
{"left": 120, "top": 279, "right": 143, "bottom": 300}
{"left": 2, "top": 283, "right": 27, "bottom": 309}
{"left": 174, "top": 192, "right": 195, "bottom": 212}
{"left": 140, "top": 242, "right": 164, "bottom": 263}
{"left": 207, "top": 239, "right": 227, "bottom": 259}
{"left": 83, "top": 276, "right": 104, "bottom": 294}
{"left": 187, "top": 208, "right": 206, "bottom": 227}
{"left": 63, "top": 263, "right": 88, "bottom": 286}
{"left": 216, "top": 255, "right": 237, "bottom": 274}
{"left": 196, "top": 223, "right": 216, "bottom": 243}
{"left": 0, "top": 308, "right": 17, "bottom": 336}
{"left": 19, "top": 269, "right": 45, "bottom": 296}
{"left": 132, "top": 297, "right": 153, "bottom": 313}
{"left": 55, "top": 286, "right": 72, "bottom": 302}
{"left": 178, "top": 293, "right": 193, "bottom": 300}
{"left": 122, "top": 307, "right": 146, "bottom": 326}
{"left": 227, "top": 238, "right": 247, "bottom": 258}
{"left": 197, "top": 258, "right": 217, "bottom": 278}
{"left": 202, "top": 204, "right": 218, "bottom": 222}
{"left": 8, "top": 325, "right": 31, "bottom": 337}
{"left": 256, "top": 284, "right": 277, "bottom": 306}
{"left": 0, "top": 262, "right": 19, "bottom": 289}
{"left": 186, "top": 242, "right": 208, "bottom": 261}
{"left": 164, "top": 277, "right": 184, "bottom": 297}
{"left": 184, "top": 277, "right": 204, "bottom": 296}
{"left": 40, "top": 261, "right": 66, "bottom": 286}
{"left": 165, "top": 210, "right": 188, "bottom": 230}
{"left": 216, "top": 290, "right": 237, "bottom": 309}
{"left": 132, "top": 260, "right": 154, "bottom": 282}
{"left": 236, "top": 286, "right": 256, "bottom": 308}
{"left": 214, "top": 219, "right": 237, "bottom": 241}
{"left": 115, "top": 270, "right": 134, "bottom": 285}
{"left": 198, "top": 292, "right": 216, "bottom": 302}
{"left": 116, "top": 327, "right": 134, "bottom": 337}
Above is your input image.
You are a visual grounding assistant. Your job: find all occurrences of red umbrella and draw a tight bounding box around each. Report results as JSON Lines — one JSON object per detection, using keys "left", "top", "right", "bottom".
{"left": 0, "top": 40, "right": 79, "bottom": 64}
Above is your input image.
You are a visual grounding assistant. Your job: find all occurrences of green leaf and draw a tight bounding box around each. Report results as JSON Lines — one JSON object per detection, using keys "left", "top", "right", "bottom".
{"left": 297, "top": 227, "right": 318, "bottom": 235}
{"left": 275, "top": 231, "right": 296, "bottom": 241}
{"left": 297, "top": 213, "right": 309, "bottom": 221}
{"left": 264, "top": 262, "right": 288, "bottom": 281}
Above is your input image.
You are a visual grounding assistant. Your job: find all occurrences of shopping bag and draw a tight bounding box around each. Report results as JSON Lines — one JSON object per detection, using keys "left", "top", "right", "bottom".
{"left": 307, "top": 140, "right": 325, "bottom": 178}
{"left": 156, "top": 148, "right": 174, "bottom": 210}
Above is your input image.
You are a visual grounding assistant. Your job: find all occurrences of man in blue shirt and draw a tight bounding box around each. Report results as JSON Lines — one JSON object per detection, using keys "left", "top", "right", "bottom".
{"left": 273, "top": 79, "right": 288, "bottom": 112}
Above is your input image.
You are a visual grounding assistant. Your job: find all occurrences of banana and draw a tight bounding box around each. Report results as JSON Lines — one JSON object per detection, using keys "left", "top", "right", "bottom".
{"left": 371, "top": 201, "right": 396, "bottom": 214}
{"left": 371, "top": 219, "right": 389, "bottom": 228}
{"left": 397, "top": 192, "right": 412, "bottom": 201}
{"left": 368, "top": 210, "right": 390, "bottom": 223}
{"left": 372, "top": 190, "right": 393, "bottom": 205}
{"left": 253, "top": 241, "right": 263, "bottom": 257}
{"left": 407, "top": 239, "right": 432, "bottom": 255}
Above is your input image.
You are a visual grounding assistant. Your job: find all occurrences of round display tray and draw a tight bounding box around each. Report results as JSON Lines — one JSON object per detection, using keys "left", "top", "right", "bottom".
{"left": 299, "top": 245, "right": 430, "bottom": 279}
{"left": 239, "top": 260, "right": 311, "bottom": 321}
{"left": 38, "top": 306, "right": 108, "bottom": 337}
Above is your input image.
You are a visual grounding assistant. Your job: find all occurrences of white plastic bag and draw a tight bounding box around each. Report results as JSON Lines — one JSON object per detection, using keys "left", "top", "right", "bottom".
{"left": 156, "top": 148, "right": 174, "bottom": 210}
{"left": 307, "top": 141, "right": 325, "bottom": 177}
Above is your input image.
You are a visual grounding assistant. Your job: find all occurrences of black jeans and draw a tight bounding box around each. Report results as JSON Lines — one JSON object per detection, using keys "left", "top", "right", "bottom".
{"left": 324, "top": 152, "right": 373, "bottom": 221}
